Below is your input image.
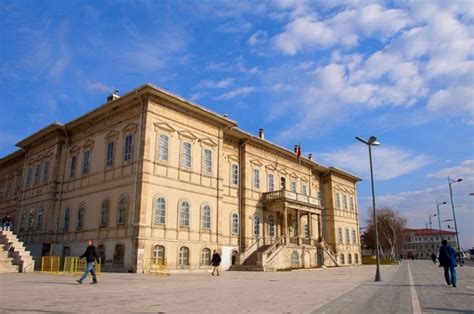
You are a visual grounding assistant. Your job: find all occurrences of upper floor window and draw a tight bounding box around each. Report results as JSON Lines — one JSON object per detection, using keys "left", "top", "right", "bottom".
{"left": 301, "top": 184, "right": 307, "bottom": 196}
{"left": 158, "top": 134, "right": 169, "bottom": 161}
{"left": 352, "top": 229, "right": 357, "bottom": 245}
{"left": 27, "top": 208, "right": 35, "bottom": 228}
{"left": 106, "top": 141, "right": 115, "bottom": 167}
{"left": 231, "top": 213, "right": 239, "bottom": 234}
{"left": 43, "top": 160, "right": 50, "bottom": 183}
{"left": 203, "top": 149, "right": 212, "bottom": 173}
{"left": 82, "top": 150, "right": 91, "bottom": 175}
{"left": 63, "top": 207, "right": 70, "bottom": 231}
{"left": 15, "top": 175, "right": 21, "bottom": 195}
{"left": 290, "top": 181, "right": 297, "bottom": 193}
{"left": 253, "top": 168, "right": 260, "bottom": 189}
{"left": 181, "top": 142, "right": 192, "bottom": 168}
{"left": 343, "top": 194, "right": 348, "bottom": 210}
{"left": 70, "top": 156, "right": 77, "bottom": 178}
{"left": 25, "top": 167, "right": 32, "bottom": 188}
{"left": 36, "top": 207, "right": 44, "bottom": 230}
{"left": 202, "top": 205, "right": 211, "bottom": 230}
{"left": 345, "top": 228, "right": 350, "bottom": 245}
{"left": 20, "top": 209, "right": 27, "bottom": 229}
{"left": 123, "top": 134, "right": 133, "bottom": 161}
{"left": 268, "top": 173, "right": 274, "bottom": 192}
{"left": 253, "top": 215, "right": 260, "bottom": 237}
{"left": 201, "top": 248, "right": 211, "bottom": 266}
{"left": 335, "top": 192, "right": 341, "bottom": 209}
{"left": 350, "top": 196, "right": 354, "bottom": 211}
{"left": 280, "top": 177, "right": 286, "bottom": 190}
{"left": 231, "top": 164, "right": 239, "bottom": 185}
{"left": 338, "top": 227, "right": 343, "bottom": 243}
{"left": 180, "top": 201, "right": 190, "bottom": 227}
{"left": 77, "top": 205, "right": 85, "bottom": 230}
{"left": 155, "top": 197, "right": 166, "bottom": 224}
{"left": 117, "top": 195, "right": 128, "bottom": 225}
{"left": 100, "top": 199, "right": 109, "bottom": 227}
{"left": 34, "top": 164, "right": 41, "bottom": 185}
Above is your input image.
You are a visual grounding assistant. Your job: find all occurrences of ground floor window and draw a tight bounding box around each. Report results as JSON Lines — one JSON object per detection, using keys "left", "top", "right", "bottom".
{"left": 153, "top": 245, "right": 165, "bottom": 265}
{"left": 179, "top": 246, "right": 190, "bottom": 267}
{"left": 355, "top": 253, "right": 359, "bottom": 264}
{"left": 291, "top": 251, "right": 299, "bottom": 267}
{"left": 348, "top": 253, "right": 352, "bottom": 264}
{"left": 340, "top": 253, "right": 345, "bottom": 265}
{"left": 201, "top": 248, "right": 211, "bottom": 266}
{"left": 113, "top": 244, "right": 124, "bottom": 266}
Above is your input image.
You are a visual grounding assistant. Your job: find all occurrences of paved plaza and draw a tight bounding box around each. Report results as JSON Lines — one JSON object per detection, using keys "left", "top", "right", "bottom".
{"left": 0, "top": 260, "right": 473, "bottom": 313}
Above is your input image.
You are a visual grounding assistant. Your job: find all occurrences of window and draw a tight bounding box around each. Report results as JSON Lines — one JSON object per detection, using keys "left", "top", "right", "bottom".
{"left": 348, "top": 253, "right": 352, "bottom": 264}
{"left": 268, "top": 173, "right": 274, "bottom": 192}
{"left": 155, "top": 197, "right": 166, "bottom": 224}
{"left": 338, "top": 227, "right": 343, "bottom": 243}
{"left": 204, "top": 149, "right": 212, "bottom": 173}
{"left": 350, "top": 196, "right": 354, "bottom": 211}
{"left": 268, "top": 216, "right": 275, "bottom": 237}
{"left": 201, "top": 248, "right": 211, "bottom": 266}
{"left": 43, "top": 160, "right": 50, "bottom": 183}
{"left": 202, "top": 205, "right": 211, "bottom": 229}
{"left": 100, "top": 199, "right": 109, "bottom": 227}
{"left": 340, "top": 253, "right": 345, "bottom": 265}
{"left": 346, "top": 228, "right": 350, "bottom": 245}
{"left": 355, "top": 254, "right": 359, "bottom": 264}
{"left": 34, "top": 164, "right": 41, "bottom": 185}
{"left": 181, "top": 142, "right": 192, "bottom": 167}
{"left": 113, "top": 244, "right": 124, "bottom": 266}
{"left": 343, "top": 194, "right": 348, "bottom": 209}
{"left": 15, "top": 175, "right": 21, "bottom": 195}
{"left": 26, "top": 208, "right": 35, "bottom": 229}
{"left": 253, "top": 168, "right": 260, "bottom": 189}
{"left": 20, "top": 209, "right": 27, "bottom": 229}
{"left": 158, "top": 134, "right": 169, "bottom": 161}
{"left": 25, "top": 167, "right": 32, "bottom": 188}
{"left": 352, "top": 229, "right": 357, "bottom": 245}
{"left": 36, "top": 207, "right": 44, "bottom": 230}
{"left": 77, "top": 205, "right": 84, "bottom": 230}
{"left": 231, "top": 164, "right": 239, "bottom": 185}
{"left": 293, "top": 219, "right": 298, "bottom": 237}
{"left": 179, "top": 247, "right": 190, "bottom": 266}
{"left": 70, "top": 156, "right": 77, "bottom": 178}
{"left": 117, "top": 195, "right": 128, "bottom": 225}
{"left": 280, "top": 177, "right": 286, "bottom": 190}
{"left": 106, "top": 141, "right": 115, "bottom": 166}
{"left": 304, "top": 223, "right": 309, "bottom": 238}
{"left": 231, "top": 213, "right": 239, "bottom": 234}
{"left": 63, "top": 207, "right": 70, "bottom": 231}
{"left": 152, "top": 245, "right": 165, "bottom": 266}
{"left": 98, "top": 245, "right": 105, "bottom": 264}
{"left": 318, "top": 188, "right": 322, "bottom": 200}
{"left": 82, "top": 150, "right": 91, "bottom": 175}
{"left": 124, "top": 134, "right": 133, "bottom": 161}
{"left": 253, "top": 215, "right": 260, "bottom": 237}
{"left": 335, "top": 192, "right": 341, "bottom": 208}
{"left": 291, "top": 181, "right": 296, "bottom": 193}
{"left": 180, "top": 201, "right": 190, "bottom": 227}
{"left": 301, "top": 184, "right": 307, "bottom": 196}
{"left": 291, "top": 251, "right": 299, "bottom": 267}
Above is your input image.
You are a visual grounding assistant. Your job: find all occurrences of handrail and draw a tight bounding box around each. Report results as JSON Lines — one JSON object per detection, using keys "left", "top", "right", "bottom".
{"left": 265, "top": 236, "right": 285, "bottom": 260}
{"left": 240, "top": 237, "right": 264, "bottom": 264}
{"left": 320, "top": 238, "right": 339, "bottom": 266}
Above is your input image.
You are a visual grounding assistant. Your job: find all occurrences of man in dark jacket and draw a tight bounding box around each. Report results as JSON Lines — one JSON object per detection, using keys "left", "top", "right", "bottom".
{"left": 438, "top": 239, "right": 457, "bottom": 287}
{"left": 211, "top": 249, "right": 221, "bottom": 276}
{"left": 77, "top": 240, "right": 100, "bottom": 284}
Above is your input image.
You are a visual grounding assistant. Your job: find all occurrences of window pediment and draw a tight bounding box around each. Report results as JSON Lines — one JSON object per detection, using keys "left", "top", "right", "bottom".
{"left": 177, "top": 129, "right": 198, "bottom": 141}
{"left": 265, "top": 164, "right": 277, "bottom": 171}
{"left": 249, "top": 159, "right": 263, "bottom": 167}
{"left": 227, "top": 154, "right": 238, "bottom": 162}
{"left": 154, "top": 121, "right": 176, "bottom": 133}
{"left": 122, "top": 123, "right": 138, "bottom": 135}
{"left": 69, "top": 145, "right": 81, "bottom": 154}
{"left": 199, "top": 137, "right": 217, "bottom": 147}
{"left": 83, "top": 139, "right": 95, "bottom": 148}
{"left": 106, "top": 130, "right": 119, "bottom": 140}
{"left": 278, "top": 168, "right": 289, "bottom": 176}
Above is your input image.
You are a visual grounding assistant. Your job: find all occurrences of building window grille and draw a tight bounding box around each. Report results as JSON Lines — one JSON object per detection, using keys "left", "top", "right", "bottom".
{"left": 268, "top": 173, "right": 274, "bottom": 192}
{"left": 253, "top": 168, "right": 260, "bottom": 189}
{"left": 201, "top": 248, "right": 211, "bottom": 266}
{"left": 340, "top": 253, "right": 345, "bottom": 265}
{"left": 268, "top": 216, "right": 275, "bottom": 237}
{"left": 100, "top": 199, "right": 109, "bottom": 227}
{"left": 253, "top": 215, "right": 260, "bottom": 237}
{"left": 352, "top": 229, "right": 357, "bottom": 245}
{"left": 28, "top": 208, "right": 35, "bottom": 229}
{"left": 304, "top": 223, "right": 309, "bottom": 238}
{"left": 158, "top": 134, "right": 169, "bottom": 161}
{"left": 181, "top": 142, "right": 192, "bottom": 168}
{"left": 43, "top": 160, "right": 50, "bottom": 183}
{"left": 338, "top": 227, "right": 343, "bottom": 243}
{"left": 180, "top": 201, "right": 190, "bottom": 227}
{"left": 179, "top": 247, "right": 190, "bottom": 266}
{"left": 77, "top": 206, "right": 84, "bottom": 230}
{"left": 152, "top": 245, "right": 165, "bottom": 266}
{"left": 155, "top": 197, "right": 166, "bottom": 224}
{"left": 70, "top": 156, "right": 77, "bottom": 178}
{"left": 335, "top": 192, "right": 341, "bottom": 208}
{"left": 25, "top": 167, "right": 33, "bottom": 188}
{"left": 82, "top": 150, "right": 91, "bottom": 175}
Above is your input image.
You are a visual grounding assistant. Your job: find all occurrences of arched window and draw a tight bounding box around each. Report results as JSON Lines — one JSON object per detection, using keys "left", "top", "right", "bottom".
{"left": 202, "top": 205, "right": 211, "bottom": 229}
{"left": 100, "top": 199, "right": 109, "bottom": 227}
{"left": 117, "top": 195, "right": 128, "bottom": 225}
{"left": 291, "top": 251, "right": 299, "bottom": 267}
{"left": 268, "top": 173, "right": 274, "bottom": 192}
{"left": 280, "top": 177, "right": 286, "bottom": 190}
{"left": 345, "top": 228, "right": 350, "bottom": 245}
{"left": 231, "top": 164, "right": 239, "bottom": 185}
{"left": 338, "top": 227, "right": 343, "bottom": 243}
{"left": 36, "top": 207, "right": 44, "bottom": 230}
{"left": 77, "top": 205, "right": 84, "bottom": 230}
{"left": 253, "top": 215, "right": 260, "bottom": 237}
{"left": 340, "top": 253, "right": 345, "bottom": 265}
{"left": 268, "top": 216, "right": 275, "bottom": 237}
{"left": 123, "top": 134, "right": 133, "bottom": 161}
{"left": 98, "top": 245, "right": 106, "bottom": 264}
{"left": 28, "top": 208, "right": 35, "bottom": 228}
{"left": 158, "top": 134, "right": 169, "bottom": 161}
{"left": 155, "top": 197, "right": 166, "bottom": 224}
{"left": 231, "top": 213, "right": 239, "bottom": 234}
{"left": 348, "top": 253, "right": 352, "bottom": 264}
{"left": 352, "top": 229, "right": 357, "bottom": 245}
{"left": 63, "top": 207, "right": 70, "bottom": 231}
{"left": 201, "top": 248, "right": 211, "bottom": 266}
{"left": 113, "top": 244, "right": 124, "bottom": 266}
{"left": 180, "top": 201, "right": 190, "bottom": 227}
{"left": 204, "top": 149, "right": 212, "bottom": 173}
{"left": 179, "top": 247, "right": 190, "bottom": 267}
{"left": 181, "top": 142, "right": 192, "bottom": 167}
{"left": 355, "top": 253, "right": 359, "bottom": 264}
{"left": 152, "top": 245, "right": 165, "bottom": 266}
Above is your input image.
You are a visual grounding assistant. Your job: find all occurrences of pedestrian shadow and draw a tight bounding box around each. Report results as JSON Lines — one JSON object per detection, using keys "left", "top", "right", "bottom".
{"left": 19, "top": 281, "right": 78, "bottom": 286}
{"left": 423, "top": 307, "right": 474, "bottom": 313}
{"left": 0, "top": 308, "right": 63, "bottom": 313}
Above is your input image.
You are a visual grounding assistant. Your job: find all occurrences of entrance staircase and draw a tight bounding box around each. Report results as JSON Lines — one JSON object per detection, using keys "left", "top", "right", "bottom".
{"left": 0, "top": 231, "right": 35, "bottom": 273}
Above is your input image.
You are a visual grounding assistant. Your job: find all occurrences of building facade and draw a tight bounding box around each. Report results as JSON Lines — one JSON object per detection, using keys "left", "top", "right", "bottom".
{"left": 402, "top": 228, "right": 457, "bottom": 259}
{"left": 0, "top": 84, "right": 362, "bottom": 272}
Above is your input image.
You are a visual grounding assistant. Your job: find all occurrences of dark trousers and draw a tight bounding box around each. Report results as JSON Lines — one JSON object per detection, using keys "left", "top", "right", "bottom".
{"left": 443, "top": 265, "right": 457, "bottom": 286}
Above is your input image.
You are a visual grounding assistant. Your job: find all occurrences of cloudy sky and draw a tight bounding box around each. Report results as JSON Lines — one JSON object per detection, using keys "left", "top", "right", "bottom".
{"left": 1, "top": 0, "right": 473, "bottom": 248}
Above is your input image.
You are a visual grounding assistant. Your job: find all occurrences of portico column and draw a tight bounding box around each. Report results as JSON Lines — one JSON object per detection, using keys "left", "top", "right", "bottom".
{"left": 308, "top": 213, "right": 312, "bottom": 239}
{"left": 283, "top": 207, "right": 288, "bottom": 237}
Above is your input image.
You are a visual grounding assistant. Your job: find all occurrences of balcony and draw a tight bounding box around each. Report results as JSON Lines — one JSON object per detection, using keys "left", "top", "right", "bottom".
{"left": 261, "top": 190, "right": 322, "bottom": 213}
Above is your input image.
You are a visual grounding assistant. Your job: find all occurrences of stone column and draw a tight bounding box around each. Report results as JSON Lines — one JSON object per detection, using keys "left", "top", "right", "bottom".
{"left": 308, "top": 213, "right": 312, "bottom": 240}
{"left": 283, "top": 207, "right": 288, "bottom": 237}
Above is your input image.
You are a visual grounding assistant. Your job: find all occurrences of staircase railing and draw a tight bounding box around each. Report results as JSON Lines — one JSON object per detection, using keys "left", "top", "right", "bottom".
{"left": 239, "top": 237, "right": 264, "bottom": 265}
{"left": 263, "top": 236, "right": 286, "bottom": 264}
{"left": 319, "top": 238, "right": 339, "bottom": 266}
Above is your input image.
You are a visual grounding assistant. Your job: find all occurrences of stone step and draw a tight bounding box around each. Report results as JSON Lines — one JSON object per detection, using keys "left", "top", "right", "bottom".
{"left": 0, "top": 264, "right": 19, "bottom": 273}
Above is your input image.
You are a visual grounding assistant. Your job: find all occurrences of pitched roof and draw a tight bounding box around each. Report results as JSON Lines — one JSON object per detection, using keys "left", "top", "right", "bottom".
{"left": 405, "top": 228, "right": 456, "bottom": 236}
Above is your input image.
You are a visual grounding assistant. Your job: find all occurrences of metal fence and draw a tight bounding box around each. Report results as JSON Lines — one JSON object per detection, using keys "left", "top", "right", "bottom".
{"left": 39, "top": 256, "right": 101, "bottom": 275}
{"left": 147, "top": 258, "right": 170, "bottom": 276}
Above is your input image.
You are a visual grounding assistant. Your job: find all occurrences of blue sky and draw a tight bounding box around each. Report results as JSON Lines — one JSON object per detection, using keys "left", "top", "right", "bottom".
{"left": 1, "top": 0, "right": 473, "bottom": 248}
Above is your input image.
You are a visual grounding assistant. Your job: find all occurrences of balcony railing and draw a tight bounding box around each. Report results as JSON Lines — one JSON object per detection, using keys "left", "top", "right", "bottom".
{"left": 262, "top": 190, "right": 321, "bottom": 207}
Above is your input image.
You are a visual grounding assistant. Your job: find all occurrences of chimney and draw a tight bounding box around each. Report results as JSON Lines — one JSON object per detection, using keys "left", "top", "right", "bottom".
{"left": 294, "top": 145, "right": 299, "bottom": 153}
{"left": 308, "top": 153, "right": 313, "bottom": 160}
{"left": 107, "top": 90, "right": 120, "bottom": 102}
{"left": 258, "top": 128, "right": 265, "bottom": 139}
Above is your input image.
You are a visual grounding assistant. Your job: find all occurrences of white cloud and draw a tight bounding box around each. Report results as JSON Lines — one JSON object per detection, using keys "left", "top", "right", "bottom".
{"left": 427, "top": 87, "right": 474, "bottom": 125}
{"left": 218, "top": 20, "right": 252, "bottom": 33}
{"left": 215, "top": 86, "right": 255, "bottom": 100}
{"left": 427, "top": 160, "right": 474, "bottom": 180}
{"left": 85, "top": 81, "right": 111, "bottom": 93}
{"left": 248, "top": 30, "right": 268, "bottom": 46}
{"left": 319, "top": 144, "right": 432, "bottom": 181}
{"left": 197, "top": 78, "right": 234, "bottom": 89}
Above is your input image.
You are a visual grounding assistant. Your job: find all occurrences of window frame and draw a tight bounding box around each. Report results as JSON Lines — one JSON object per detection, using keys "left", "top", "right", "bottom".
{"left": 231, "top": 164, "right": 239, "bottom": 186}
{"left": 268, "top": 173, "right": 274, "bottom": 192}
{"left": 253, "top": 168, "right": 260, "bottom": 189}
{"left": 201, "top": 205, "right": 211, "bottom": 230}
{"left": 203, "top": 148, "right": 212, "bottom": 174}
{"left": 181, "top": 142, "right": 192, "bottom": 168}
{"left": 43, "top": 160, "right": 50, "bottom": 183}
{"left": 106, "top": 141, "right": 115, "bottom": 167}
{"left": 154, "top": 197, "right": 166, "bottom": 225}
{"left": 82, "top": 150, "right": 91, "bottom": 175}
{"left": 180, "top": 201, "right": 190, "bottom": 227}
{"left": 123, "top": 134, "right": 133, "bottom": 162}
{"left": 231, "top": 212, "right": 239, "bottom": 235}
{"left": 157, "top": 134, "right": 169, "bottom": 162}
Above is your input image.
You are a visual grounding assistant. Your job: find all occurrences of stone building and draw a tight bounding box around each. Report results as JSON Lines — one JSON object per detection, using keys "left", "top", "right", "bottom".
{"left": 0, "top": 84, "right": 362, "bottom": 272}
{"left": 402, "top": 228, "right": 457, "bottom": 259}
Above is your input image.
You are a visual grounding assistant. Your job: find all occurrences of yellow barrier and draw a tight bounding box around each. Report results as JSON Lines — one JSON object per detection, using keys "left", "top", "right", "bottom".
{"left": 41, "top": 256, "right": 61, "bottom": 273}
{"left": 39, "top": 256, "right": 100, "bottom": 275}
{"left": 148, "top": 258, "right": 170, "bottom": 276}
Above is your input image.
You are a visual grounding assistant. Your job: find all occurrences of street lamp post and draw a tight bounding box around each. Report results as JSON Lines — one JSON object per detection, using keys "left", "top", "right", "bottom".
{"left": 428, "top": 213, "right": 436, "bottom": 229}
{"left": 356, "top": 135, "right": 381, "bottom": 282}
{"left": 448, "top": 177, "right": 463, "bottom": 266}
{"left": 436, "top": 201, "right": 447, "bottom": 233}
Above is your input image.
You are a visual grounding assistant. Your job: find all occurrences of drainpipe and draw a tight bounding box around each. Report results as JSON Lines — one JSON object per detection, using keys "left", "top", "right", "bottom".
{"left": 53, "top": 126, "right": 69, "bottom": 251}
{"left": 238, "top": 139, "right": 249, "bottom": 253}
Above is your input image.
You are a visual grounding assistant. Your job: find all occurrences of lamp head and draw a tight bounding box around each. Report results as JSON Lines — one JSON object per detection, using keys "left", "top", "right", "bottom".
{"left": 368, "top": 136, "right": 380, "bottom": 146}
{"left": 442, "top": 201, "right": 447, "bottom": 204}
{"left": 457, "top": 178, "right": 463, "bottom": 182}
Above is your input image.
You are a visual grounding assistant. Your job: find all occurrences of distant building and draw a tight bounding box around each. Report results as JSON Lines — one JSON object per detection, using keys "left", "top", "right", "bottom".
{"left": 402, "top": 228, "right": 457, "bottom": 259}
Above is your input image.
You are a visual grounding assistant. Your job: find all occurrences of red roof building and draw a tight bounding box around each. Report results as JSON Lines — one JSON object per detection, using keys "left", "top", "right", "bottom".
{"left": 402, "top": 228, "right": 457, "bottom": 259}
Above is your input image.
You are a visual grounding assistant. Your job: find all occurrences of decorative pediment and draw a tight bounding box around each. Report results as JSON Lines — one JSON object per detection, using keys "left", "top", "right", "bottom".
{"left": 154, "top": 121, "right": 176, "bottom": 133}
{"left": 83, "top": 139, "right": 95, "bottom": 148}
{"left": 177, "top": 129, "right": 198, "bottom": 141}
{"left": 69, "top": 145, "right": 81, "bottom": 154}
{"left": 105, "top": 130, "right": 119, "bottom": 140}
{"left": 300, "top": 177, "right": 308, "bottom": 182}
{"left": 199, "top": 137, "right": 217, "bottom": 147}
{"left": 265, "top": 164, "right": 277, "bottom": 171}
{"left": 249, "top": 159, "right": 263, "bottom": 167}
{"left": 122, "top": 123, "right": 138, "bottom": 135}
{"left": 227, "top": 154, "right": 238, "bottom": 162}
{"left": 279, "top": 168, "right": 289, "bottom": 176}
{"left": 289, "top": 172, "right": 298, "bottom": 179}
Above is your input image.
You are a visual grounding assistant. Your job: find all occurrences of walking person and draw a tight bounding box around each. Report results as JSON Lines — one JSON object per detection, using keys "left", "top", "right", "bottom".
{"left": 438, "top": 239, "right": 457, "bottom": 287}
{"left": 210, "top": 249, "right": 221, "bottom": 276}
{"left": 76, "top": 240, "right": 100, "bottom": 284}
{"left": 430, "top": 252, "right": 437, "bottom": 264}
{"left": 2, "top": 214, "right": 12, "bottom": 231}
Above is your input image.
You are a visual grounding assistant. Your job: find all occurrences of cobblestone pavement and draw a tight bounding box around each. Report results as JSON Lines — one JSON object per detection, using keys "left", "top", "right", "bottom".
{"left": 0, "top": 260, "right": 472, "bottom": 313}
